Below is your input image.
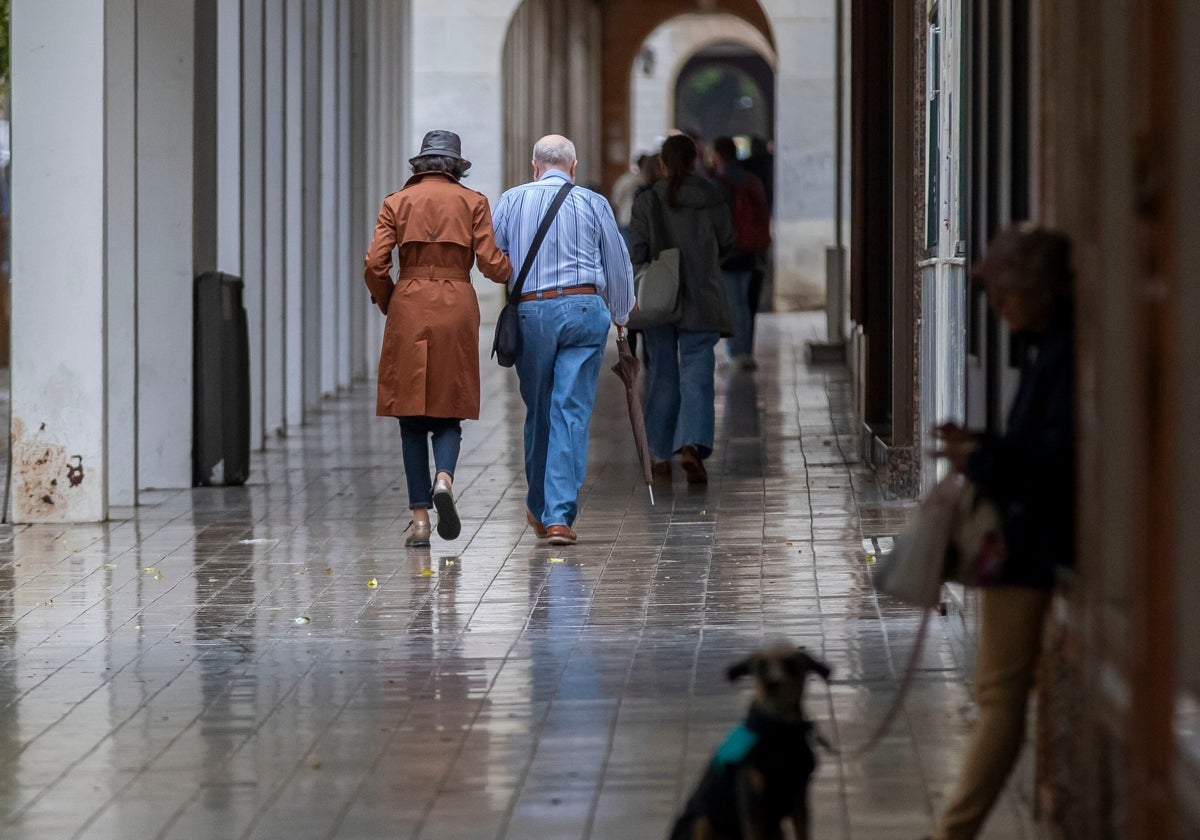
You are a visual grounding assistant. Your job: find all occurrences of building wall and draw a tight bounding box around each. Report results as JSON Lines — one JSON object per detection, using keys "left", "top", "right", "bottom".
{"left": 1036, "top": 0, "right": 1196, "bottom": 834}
{"left": 409, "top": 0, "right": 522, "bottom": 321}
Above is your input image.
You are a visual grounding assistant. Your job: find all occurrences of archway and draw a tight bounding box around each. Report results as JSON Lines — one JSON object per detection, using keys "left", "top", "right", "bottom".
{"left": 494, "top": 0, "right": 835, "bottom": 312}
{"left": 628, "top": 13, "right": 776, "bottom": 163}
{"left": 600, "top": 0, "right": 774, "bottom": 192}
{"left": 674, "top": 46, "right": 775, "bottom": 149}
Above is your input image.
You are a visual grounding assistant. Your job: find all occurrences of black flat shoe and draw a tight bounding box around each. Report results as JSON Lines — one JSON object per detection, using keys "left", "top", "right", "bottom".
{"left": 432, "top": 477, "right": 461, "bottom": 540}
{"left": 680, "top": 445, "right": 707, "bottom": 485}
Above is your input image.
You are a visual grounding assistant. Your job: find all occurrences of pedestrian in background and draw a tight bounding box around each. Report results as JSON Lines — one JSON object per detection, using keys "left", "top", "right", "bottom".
{"left": 492, "top": 135, "right": 635, "bottom": 546}
{"left": 363, "top": 130, "right": 512, "bottom": 547}
{"left": 628, "top": 134, "right": 733, "bottom": 485}
{"left": 711, "top": 136, "right": 771, "bottom": 369}
{"left": 927, "top": 224, "right": 1076, "bottom": 840}
{"left": 743, "top": 136, "right": 775, "bottom": 345}
{"left": 634, "top": 152, "right": 664, "bottom": 202}
{"left": 610, "top": 155, "right": 644, "bottom": 241}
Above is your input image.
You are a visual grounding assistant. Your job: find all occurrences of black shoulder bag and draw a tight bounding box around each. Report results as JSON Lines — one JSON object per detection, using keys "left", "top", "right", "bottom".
{"left": 492, "top": 182, "right": 575, "bottom": 367}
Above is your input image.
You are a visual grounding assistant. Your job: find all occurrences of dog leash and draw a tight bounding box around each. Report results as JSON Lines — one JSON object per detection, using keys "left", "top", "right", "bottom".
{"left": 815, "top": 603, "right": 935, "bottom": 759}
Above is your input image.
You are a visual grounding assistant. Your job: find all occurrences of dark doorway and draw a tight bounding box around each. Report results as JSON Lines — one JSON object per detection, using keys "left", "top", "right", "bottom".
{"left": 674, "top": 44, "right": 774, "bottom": 145}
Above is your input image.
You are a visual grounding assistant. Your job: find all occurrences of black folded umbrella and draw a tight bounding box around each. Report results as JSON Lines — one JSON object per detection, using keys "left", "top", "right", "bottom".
{"left": 610, "top": 335, "right": 655, "bottom": 505}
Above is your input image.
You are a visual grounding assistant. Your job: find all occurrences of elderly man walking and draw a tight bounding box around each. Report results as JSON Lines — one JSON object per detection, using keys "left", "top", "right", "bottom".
{"left": 492, "top": 135, "right": 635, "bottom": 545}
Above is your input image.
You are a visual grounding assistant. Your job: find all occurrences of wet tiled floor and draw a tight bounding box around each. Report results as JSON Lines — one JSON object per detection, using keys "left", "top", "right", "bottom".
{"left": 0, "top": 315, "right": 1044, "bottom": 839}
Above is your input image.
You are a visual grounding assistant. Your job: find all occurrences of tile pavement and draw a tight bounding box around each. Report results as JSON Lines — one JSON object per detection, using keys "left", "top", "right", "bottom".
{"left": 0, "top": 314, "right": 1045, "bottom": 839}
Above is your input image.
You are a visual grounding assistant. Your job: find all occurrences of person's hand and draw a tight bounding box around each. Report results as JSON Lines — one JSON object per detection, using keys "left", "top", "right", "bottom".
{"left": 614, "top": 323, "right": 628, "bottom": 340}
{"left": 932, "top": 423, "right": 976, "bottom": 473}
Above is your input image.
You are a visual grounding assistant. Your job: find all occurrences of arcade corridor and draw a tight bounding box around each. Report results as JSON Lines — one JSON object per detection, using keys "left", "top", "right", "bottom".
{"left": 0, "top": 317, "right": 1041, "bottom": 839}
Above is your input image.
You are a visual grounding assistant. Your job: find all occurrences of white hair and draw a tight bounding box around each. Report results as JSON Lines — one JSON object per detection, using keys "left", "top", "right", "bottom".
{"left": 532, "top": 136, "right": 577, "bottom": 168}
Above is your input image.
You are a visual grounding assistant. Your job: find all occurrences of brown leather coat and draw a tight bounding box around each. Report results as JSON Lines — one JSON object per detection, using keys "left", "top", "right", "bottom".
{"left": 363, "top": 171, "right": 512, "bottom": 419}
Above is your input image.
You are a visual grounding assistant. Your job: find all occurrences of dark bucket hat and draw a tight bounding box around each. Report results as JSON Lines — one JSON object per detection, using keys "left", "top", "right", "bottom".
{"left": 409, "top": 130, "right": 471, "bottom": 171}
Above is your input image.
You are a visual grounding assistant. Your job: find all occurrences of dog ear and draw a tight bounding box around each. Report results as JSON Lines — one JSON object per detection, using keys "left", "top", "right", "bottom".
{"left": 793, "top": 648, "right": 833, "bottom": 682}
{"left": 727, "top": 656, "right": 757, "bottom": 682}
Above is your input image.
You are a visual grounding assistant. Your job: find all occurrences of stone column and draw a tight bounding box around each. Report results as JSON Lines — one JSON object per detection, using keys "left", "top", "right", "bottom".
{"left": 137, "top": 0, "right": 195, "bottom": 489}
{"left": 319, "top": 0, "right": 339, "bottom": 397}
{"left": 9, "top": 0, "right": 109, "bottom": 522}
{"left": 284, "top": 0, "right": 304, "bottom": 426}
{"left": 302, "top": 0, "right": 322, "bottom": 411}
{"left": 336, "top": 0, "right": 354, "bottom": 388}
{"left": 243, "top": 0, "right": 267, "bottom": 448}
{"left": 263, "top": 0, "right": 287, "bottom": 437}
{"left": 348, "top": 0, "right": 369, "bottom": 382}
{"left": 106, "top": 0, "right": 138, "bottom": 507}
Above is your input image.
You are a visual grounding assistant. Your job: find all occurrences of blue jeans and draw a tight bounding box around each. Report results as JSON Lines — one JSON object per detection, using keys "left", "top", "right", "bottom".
{"left": 723, "top": 269, "right": 754, "bottom": 358}
{"left": 642, "top": 327, "right": 719, "bottom": 461}
{"left": 515, "top": 294, "right": 610, "bottom": 528}
{"left": 398, "top": 416, "right": 462, "bottom": 509}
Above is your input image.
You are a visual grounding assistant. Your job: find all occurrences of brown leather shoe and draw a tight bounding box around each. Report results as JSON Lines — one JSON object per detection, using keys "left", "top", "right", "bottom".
{"left": 680, "top": 445, "right": 708, "bottom": 485}
{"left": 651, "top": 460, "right": 672, "bottom": 481}
{"left": 545, "top": 525, "right": 577, "bottom": 546}
{"left": 526, "top": 509, "right": 548, "bottom": 539}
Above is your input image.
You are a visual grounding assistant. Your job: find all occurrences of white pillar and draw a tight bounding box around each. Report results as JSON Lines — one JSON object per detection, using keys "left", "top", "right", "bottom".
{"left": 217, "top": 0, "right": 243, "bottom": 274}
{"left": 302, "top": 0, "right": 321, "bottom": 411}
{"left": 364, "top": 0, "right": 383, "bottom": 379}
{"left": 348, "top": 1, "right": 370, "bottom": 382}
{"left": 243, "top": 0, "right": 267, "bottom": 448}
{"left": 10, "top": 0, "right": 108, "bottom": 522}
{"left": 337, "top": 0, "right": 353, "bottom": 389}
{"left": 284, "top": 0, "right": 304, "bottom": 426}
{"left": 319, "top": 0, "right": 338, "bottom": 397}
{"left": 106, "top": 0, "right": 138, "bottom": 508}
{"left": 263, "top": 0, "right": 286, "bottom": 438}
{"left": 137, "top": 0, "right": 195, "bottom": 489}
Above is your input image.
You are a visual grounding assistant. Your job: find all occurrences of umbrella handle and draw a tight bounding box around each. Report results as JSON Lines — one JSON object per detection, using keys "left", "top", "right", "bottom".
{"left": 615, "top": 324, "right": 628, "bottom": 341}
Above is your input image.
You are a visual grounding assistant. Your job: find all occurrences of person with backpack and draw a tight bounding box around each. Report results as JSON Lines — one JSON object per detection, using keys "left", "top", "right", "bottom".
{"left": 711, "top": 136, "right": 771, "bottom": 370}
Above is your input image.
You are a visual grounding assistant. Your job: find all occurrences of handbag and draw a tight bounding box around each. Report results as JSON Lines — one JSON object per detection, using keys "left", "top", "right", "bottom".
{"left": 492, "top": 182, "right": 575, "bottom": 367}
{"left": 946, "top": 479, "right": 1007, "bottom": 586}
{"left": 873, "top": 473, "right": 1007, "bottom": 607}
{"left": 626, "top": 191, "right": 683, "bottom": 331}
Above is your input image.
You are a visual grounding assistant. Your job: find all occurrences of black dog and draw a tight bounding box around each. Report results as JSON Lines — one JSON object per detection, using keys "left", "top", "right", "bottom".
{"left": 668, "top": 645, "right": 832, "bottom": 840}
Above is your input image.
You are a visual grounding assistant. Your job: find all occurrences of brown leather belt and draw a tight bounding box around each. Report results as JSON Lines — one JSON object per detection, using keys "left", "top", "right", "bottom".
{"left": 517, "top": 285, "right": 598, "bottom": 303}
{"left": 397, "top": 266, "right": 471, "bottom": 281}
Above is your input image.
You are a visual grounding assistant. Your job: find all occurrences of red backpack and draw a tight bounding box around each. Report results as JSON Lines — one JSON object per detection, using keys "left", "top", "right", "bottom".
{"left": 726, "top": 172, "right": 772, "bottom": 254}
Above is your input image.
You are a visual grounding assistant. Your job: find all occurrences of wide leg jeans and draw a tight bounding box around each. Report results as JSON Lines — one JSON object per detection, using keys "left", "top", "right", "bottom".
{"left": 515, "top": 294, "right": 611, "bottom": 528}
{"left": 642, "top": 326, "right": 720, "bottom": 461}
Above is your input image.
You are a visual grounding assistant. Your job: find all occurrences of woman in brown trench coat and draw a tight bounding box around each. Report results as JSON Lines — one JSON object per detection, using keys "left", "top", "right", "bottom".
{"left": 363, "top": 131, "right": 512, "bottom": 547}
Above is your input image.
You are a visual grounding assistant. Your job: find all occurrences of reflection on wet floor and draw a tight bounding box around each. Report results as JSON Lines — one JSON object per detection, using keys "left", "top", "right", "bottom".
{"left": 0, "top": 315, "right": 1043, "bottom": 839}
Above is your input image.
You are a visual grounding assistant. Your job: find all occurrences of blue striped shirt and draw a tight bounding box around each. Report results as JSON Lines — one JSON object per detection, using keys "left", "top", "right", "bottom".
{"left": 492, "top": 170, "right": 636, "bottom": 325}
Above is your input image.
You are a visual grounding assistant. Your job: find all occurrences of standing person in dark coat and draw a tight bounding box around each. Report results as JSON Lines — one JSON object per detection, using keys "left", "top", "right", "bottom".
{"left": 628, "top": 152, "right": 664, "bottom": 361}
{"left": 711, "top": 136, "right": 770, "bottom": 369}
{"left": 363, "top": 131, "right": 513, "bottom": 547}
{"left": 628, "top": 135, "right": 733, "bottom": 485}
{"left": 927, "top": 224, "right": 1076, "bottom": 840}
{"left": 743, "top": 136, "right": 775, "bottom": 342}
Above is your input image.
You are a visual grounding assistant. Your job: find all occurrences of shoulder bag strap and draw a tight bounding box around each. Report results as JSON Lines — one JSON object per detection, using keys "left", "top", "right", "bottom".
{"left": 510, "top": 182, "right": 575, "bottom": 300}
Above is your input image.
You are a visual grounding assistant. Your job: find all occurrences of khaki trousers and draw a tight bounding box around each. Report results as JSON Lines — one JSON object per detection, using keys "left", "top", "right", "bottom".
{"left": 934, "top": 586, "right": 1052, "bottom": 840}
